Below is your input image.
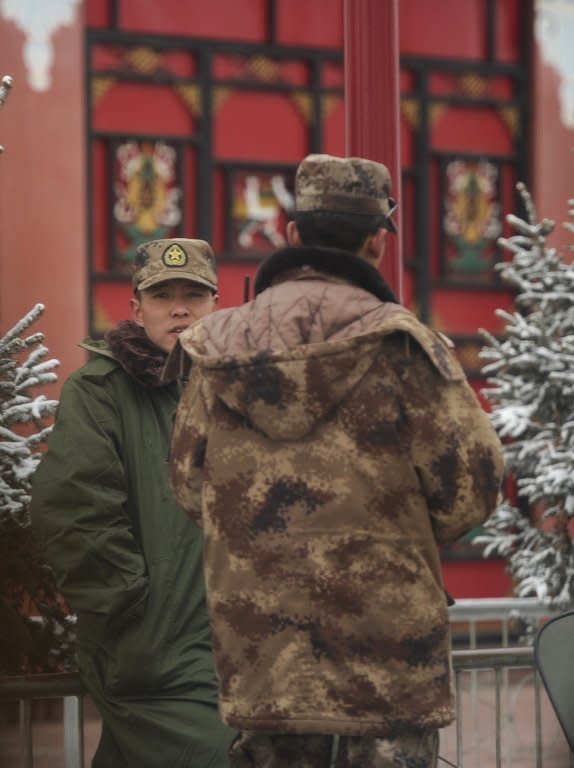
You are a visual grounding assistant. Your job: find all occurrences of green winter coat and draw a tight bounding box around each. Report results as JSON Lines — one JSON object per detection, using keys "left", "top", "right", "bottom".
{"left": 30, "top": 326, "right": 235, "bottom": 767}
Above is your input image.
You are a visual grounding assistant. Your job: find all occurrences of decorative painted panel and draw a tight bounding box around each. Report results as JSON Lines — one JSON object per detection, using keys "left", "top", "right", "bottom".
{"left": 113, "top": 140, "right": 183, "bottom": 265}
{"left": 224, "top": 164, "right": 295, "bottom": 260}
{"left": 440, "top": 156, "right": 503, "bottom": 285}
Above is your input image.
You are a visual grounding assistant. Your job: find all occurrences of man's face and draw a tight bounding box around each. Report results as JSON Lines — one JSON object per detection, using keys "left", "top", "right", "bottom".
{"left": 130, "top": 278, "right": 218, "bottom": 353}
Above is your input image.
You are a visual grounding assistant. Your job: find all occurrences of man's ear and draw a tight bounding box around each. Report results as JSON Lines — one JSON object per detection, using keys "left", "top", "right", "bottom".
{"left": 286, "top": 220, "right": 302, "bottom": 246}
{"left": 374, "top": 228, "right": 388, "bottom": 253}
{"left": 211, "top": 293, "right": 220, "bottom": 310}
{"left": 360, "top": 228, "right": 387, "bottom": 267}
{"left": 130, "top": 297, "right": 144, "bottom": 327}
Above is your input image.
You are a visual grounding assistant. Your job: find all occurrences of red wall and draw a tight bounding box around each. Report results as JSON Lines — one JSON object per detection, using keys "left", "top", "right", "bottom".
{"left": 0, "top": 5, "right": 87, "bottom": 390}
{"left": 5, "top": 0, "right": 559, "bottom": 600}
{"left": 443, "top": 559, "right": 513, "bottom": 600}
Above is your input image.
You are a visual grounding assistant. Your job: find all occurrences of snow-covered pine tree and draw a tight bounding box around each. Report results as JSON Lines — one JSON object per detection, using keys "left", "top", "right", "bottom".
{"left": 0, "top": 304, "right": 76, "bottom": 673}
{"left": 478, "top": 184, "right": 574, "bottom": 608}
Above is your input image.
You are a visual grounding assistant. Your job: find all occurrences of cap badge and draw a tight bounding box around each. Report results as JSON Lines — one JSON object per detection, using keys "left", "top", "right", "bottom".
{"left": 162, "top": 243, "right": 187, "bottom": 267}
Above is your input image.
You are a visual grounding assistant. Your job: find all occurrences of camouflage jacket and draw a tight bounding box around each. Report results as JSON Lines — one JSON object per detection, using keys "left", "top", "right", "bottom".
{"left": 169, "top": 245, "right": 504, "bottom": 737}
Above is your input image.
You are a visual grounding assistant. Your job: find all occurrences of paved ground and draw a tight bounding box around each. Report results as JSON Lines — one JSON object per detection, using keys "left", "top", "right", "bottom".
{"left": 0, "top": 673, "right": 572, "bottom": 767}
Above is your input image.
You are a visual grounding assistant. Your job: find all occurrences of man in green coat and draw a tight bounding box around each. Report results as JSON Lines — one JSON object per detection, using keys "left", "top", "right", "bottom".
{"left": 31, "top": 238, "right": 235, "bottom": 767}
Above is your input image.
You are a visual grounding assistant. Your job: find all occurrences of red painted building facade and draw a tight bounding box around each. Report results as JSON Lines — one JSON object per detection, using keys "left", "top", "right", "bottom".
{"left": 1, "top": 0, "right": 572, "bottom": 599}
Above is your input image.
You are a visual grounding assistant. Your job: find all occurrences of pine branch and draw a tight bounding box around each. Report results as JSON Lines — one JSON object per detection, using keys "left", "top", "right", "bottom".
{"left": 479, "top": 184, "right": 574, "bottom": 608}
{"left": 0, "top": 305, "right": 76, "bottom": 672}
{"left": 0, "top": 304, "right": 45, "bottom": 348}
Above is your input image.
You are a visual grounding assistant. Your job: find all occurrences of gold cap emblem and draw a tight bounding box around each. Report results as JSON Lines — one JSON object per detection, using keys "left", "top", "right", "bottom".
{"left": 162, "top": 243, "right": 187, "bottom": 267}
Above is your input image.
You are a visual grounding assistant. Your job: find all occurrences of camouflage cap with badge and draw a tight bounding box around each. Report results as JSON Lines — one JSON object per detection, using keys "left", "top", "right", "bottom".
{"left": 133, "top": 238, "right": 218, "bottom": 293}
{"left": 295, "top": 153, "right": 397, "bottom": 233}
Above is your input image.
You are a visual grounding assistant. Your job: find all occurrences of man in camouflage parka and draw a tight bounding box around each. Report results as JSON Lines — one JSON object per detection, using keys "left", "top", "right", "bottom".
{"left": 168, "top": 155, "right": 504, "bottom": 767}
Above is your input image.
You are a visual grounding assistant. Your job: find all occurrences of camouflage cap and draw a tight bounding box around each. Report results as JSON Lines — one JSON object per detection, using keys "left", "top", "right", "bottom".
{"left": 133, "top": 238, "right": 218, "bottom": 293}
{"left": 295, "top": 153, "right": 397, "bottom": 233}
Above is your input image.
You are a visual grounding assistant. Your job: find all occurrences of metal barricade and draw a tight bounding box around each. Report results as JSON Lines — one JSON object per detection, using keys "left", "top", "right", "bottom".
{"left": 0, "top": 674, "right": 85, "bottom": 768}
{"left": 449, "top": 597, "right": 555, "bottom": 650}
{"left": 0, "top": 598, "right": 572, "bottom": 767}
{"left": 444, "top": 598, "right": 571, "bottom": 768}
{"left": 450, "top": 647, "right": 539, "bottom": 768}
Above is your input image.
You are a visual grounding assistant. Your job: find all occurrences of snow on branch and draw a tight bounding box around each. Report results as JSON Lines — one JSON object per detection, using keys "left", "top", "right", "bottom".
{"left": 478, "top": 184, "right": 574, "bottom": 608}
{"left": 0, "top": 305, "right": 59, "bottom": 523}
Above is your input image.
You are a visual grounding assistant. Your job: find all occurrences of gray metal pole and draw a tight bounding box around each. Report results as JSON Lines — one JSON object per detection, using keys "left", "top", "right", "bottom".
{"left": 63, "top": 695, "right": 84, "bottom": 768}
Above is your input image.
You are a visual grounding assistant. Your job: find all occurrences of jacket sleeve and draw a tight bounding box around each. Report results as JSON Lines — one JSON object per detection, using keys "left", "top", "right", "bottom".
{"left": 169, "top": 369, "right": 210, "bottom": 526}
{"left": 30, "top": 373, "right": 148, "bottom": 634}
{"left": 400, "top": 332, "right": 504, "bottom": 548}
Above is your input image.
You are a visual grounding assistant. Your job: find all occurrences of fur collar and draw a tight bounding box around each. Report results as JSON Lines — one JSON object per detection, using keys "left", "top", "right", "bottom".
{"left": 254, "top": 245, "right": 399, "bottom": 304}
{"left": 105, "top": 320, "right": 169, "bottom": 388}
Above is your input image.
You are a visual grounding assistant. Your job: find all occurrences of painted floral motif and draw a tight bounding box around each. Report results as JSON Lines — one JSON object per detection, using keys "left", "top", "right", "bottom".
{"left": 443, "top": 159, "right": 501, "bottom": 276}
{"left": 114, "top": 141, "right": 181, "bottom": 263}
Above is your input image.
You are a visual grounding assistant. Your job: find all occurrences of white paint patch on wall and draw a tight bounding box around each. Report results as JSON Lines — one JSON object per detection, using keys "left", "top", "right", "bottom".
{"left": 0, "top": 0, "right": 81, "bottom": 92}
{"left": 535, "top": 0, "right": 574, "bottom": 129}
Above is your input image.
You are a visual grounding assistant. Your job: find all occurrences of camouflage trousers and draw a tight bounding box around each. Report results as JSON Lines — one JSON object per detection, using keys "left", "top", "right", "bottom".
{"left": 229, "top": 730, "right": 439, "bottom": 768}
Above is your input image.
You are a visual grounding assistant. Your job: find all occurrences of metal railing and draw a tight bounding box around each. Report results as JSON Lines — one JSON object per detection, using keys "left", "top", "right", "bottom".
{"left": 0, "top": 674, "right": 85, "bottom": 768}
{"left": 450, "top": 647, "right": 539, "bottom": 768}
{"left": 449, "top": 597, "right": 555, "bottom": 649}
{"left": 445, "top": 598, "right": 570, "bottom": 768}
{"left": 0, "top": 598, "right": 571, "bottom": 767}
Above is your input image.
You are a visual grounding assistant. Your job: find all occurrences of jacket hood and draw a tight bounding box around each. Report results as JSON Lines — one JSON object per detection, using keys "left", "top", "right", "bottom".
{"left": 196, "top": 332, "right": 385, "bottom": 441}
{"left": 175, "top": 245, "right": 462, "bottom": 441}
{"left": 178, "top": 294, "right": 465, "bottom": 441}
